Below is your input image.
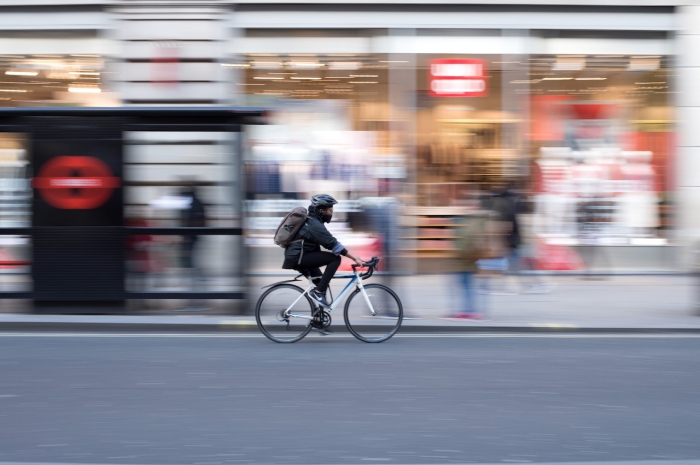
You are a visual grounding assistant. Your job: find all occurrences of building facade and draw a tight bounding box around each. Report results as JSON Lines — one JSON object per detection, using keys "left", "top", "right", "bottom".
{"left": 0, "top": 0, "right": 696, "bottom": 272}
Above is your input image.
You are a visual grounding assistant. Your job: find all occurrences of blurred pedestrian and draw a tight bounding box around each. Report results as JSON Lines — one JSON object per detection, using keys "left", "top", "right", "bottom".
{"left": 126, "top": 207, "right": 155, "bottom": 310}
{"left": 362, "top": 196, "right": 400, "bottom": 280}
{"left": 179, "top": 185, "right": 207, "bottom": 309}
{"left": 488, "top": 182, "right": 552, "bottom": 293}
{"left": 451, "top": 190, "right": 490, "bottom": 319}
{"left": 126, "top": 209, "right": 152, "bottom": 279}
{"left": 477, "top": 184, "right": 511, "bottom": 295}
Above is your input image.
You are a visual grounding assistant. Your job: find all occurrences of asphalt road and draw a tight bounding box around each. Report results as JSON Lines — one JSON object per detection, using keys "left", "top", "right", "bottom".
{"left": 1, "top": 333, "right": 700, "bottom": 465}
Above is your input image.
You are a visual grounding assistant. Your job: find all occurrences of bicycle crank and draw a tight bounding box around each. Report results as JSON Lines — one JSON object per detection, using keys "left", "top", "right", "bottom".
{"left": 312, "top": 310, "right": 332, "bottom": 329}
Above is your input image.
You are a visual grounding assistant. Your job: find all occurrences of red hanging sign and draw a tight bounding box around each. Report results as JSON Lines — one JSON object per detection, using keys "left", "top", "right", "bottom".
{"left": 429, "top": 59, "right": 488, "bottom": 97}
{"left": 151, "top": 42, "right": 180, "bottom": 86}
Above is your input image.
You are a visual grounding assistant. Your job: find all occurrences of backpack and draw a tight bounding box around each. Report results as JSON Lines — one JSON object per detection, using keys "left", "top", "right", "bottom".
{"left": 273, "top": 206, "right": 308, "bottom": 248}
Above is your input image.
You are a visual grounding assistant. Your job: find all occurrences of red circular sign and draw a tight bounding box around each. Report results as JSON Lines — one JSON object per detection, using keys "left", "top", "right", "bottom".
{"left": 33, "top": 156, "right": 120, "bottom": 210}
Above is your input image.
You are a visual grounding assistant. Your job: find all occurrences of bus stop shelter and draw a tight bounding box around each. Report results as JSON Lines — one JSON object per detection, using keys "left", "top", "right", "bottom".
{"left": 0, "top": 107, "right": 265, "bottom": 313}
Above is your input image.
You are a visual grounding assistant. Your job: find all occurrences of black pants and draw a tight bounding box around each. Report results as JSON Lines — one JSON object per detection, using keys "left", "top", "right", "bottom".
{"left": 295, "top": 251, "right": 341, "bottom": 294}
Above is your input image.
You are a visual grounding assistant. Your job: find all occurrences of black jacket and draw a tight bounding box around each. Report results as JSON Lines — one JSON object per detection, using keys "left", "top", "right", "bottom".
{"left": 181, "top": 194, "right": 206, "bottom": 243}
{"left": 488, "top": 191, "right": 521, "bottom": 250}
{"left": 282, "top": 216, "right": 345, "bottom": 269}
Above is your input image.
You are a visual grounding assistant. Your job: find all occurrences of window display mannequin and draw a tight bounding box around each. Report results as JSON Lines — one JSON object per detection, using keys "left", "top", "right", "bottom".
{"left": 616, "top": 151, "right": 659, "bottom": 238}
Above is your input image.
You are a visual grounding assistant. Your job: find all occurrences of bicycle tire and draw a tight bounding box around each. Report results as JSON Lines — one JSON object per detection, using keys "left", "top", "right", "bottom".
{"left": 255, "top": 284, "right": 314, "bottom": 343}
{"left": 344, "top": 284, "right": 403, "bottom": 343}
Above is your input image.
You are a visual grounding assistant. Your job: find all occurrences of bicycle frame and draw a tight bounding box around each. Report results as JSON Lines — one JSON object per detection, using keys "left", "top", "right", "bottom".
{"left": 283, "top": 269, "right": 376, "bottom": 321}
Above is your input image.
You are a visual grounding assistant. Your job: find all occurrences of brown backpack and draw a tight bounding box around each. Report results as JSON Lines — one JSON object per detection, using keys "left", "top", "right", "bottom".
{"left": 273, "top": 206, "right": 308, "bottom": 248}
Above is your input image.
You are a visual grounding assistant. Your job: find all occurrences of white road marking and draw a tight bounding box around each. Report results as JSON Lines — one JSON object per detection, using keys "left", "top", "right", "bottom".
{"left": 394, "top": 333, "right": 700, "bottom": 339}
{"left": 0, "top": 332, "right": 698, "bottom": 339}
{"left": 0, "top": 459, "right": 699, "bottom": 465}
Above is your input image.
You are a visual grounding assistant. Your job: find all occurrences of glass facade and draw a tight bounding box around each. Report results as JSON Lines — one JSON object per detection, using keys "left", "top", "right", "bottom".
{"left": 0, "top": 53, "right": 109, "bottom": 107}
{"left": 0, "top": 21, "right": 677, "bottom": 275}
{"left": 230, "top": 30, "right": 674, "bottom": 266}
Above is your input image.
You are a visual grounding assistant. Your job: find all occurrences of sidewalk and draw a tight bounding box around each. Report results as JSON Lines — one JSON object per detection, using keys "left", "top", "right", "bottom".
{"left": 0, "top": 274, "right": 698, "bottom": 333}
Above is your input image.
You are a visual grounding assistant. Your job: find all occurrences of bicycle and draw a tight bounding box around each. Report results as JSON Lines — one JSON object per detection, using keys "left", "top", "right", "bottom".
{"left": 255, "top": 256, "right": 403, "bottom": 343}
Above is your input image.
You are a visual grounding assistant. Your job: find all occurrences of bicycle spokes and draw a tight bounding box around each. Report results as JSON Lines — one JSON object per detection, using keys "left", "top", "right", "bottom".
{"left": 256, "top": 284, "right": 314, "bottom": 343}
{"left": 344, "top": 284, "right": 403, "bottom": 343}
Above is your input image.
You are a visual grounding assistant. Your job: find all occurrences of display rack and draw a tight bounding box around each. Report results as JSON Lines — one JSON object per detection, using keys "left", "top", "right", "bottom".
{"left": 0, "top": 154, "right": 31, "bottom": 228}
{"left": 399, "top": 206, "right": 467, "bottom": 259}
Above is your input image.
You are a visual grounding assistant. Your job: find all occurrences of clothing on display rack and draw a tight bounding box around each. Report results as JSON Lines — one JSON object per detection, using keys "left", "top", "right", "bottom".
{"left": 246, "top": 162, "right": 281, "bottom": 196}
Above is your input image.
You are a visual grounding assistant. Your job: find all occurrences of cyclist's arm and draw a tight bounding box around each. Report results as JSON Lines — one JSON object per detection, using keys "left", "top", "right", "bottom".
{"left": 344, "top": 250, "right": 364, "bottom": 266}
{"left": 310, "top": 221, "right": 343, "bottom": 254}
{"left": 311, "top": 221, "right": 363, "bottom": 265}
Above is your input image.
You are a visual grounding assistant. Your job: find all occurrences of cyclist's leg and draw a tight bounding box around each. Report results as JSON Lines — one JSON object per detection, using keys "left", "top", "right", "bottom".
{"left": 298, "top": 251, "right": 341, "bottom": 294}
{"left": 294, "top": 266, "right": 322, "bottom": 285}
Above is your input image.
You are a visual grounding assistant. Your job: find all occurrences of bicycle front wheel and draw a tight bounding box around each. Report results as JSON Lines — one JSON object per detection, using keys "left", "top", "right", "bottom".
{"left": 344, "top": 284, "right": 403, "bottom": 343}
{"left": 255, "top": 284, "right": 314, "bottom": 343}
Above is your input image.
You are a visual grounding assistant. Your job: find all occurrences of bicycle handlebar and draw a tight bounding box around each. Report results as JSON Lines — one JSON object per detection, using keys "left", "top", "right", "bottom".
{"left": 352, "top": 256, "right": 380, "bottom": 280}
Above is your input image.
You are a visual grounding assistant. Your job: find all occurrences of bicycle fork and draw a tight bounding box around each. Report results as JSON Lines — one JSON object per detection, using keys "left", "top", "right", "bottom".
{"left": 356, "top": 281, "right": 377, "bottom": 316}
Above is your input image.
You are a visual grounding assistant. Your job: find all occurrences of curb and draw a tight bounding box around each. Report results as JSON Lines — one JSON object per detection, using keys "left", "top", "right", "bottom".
{"left": 247, "top": 271, "right": 689, "bottom": 278}
{"left": 2, "top": 321, "right": 700, "bottom": 334}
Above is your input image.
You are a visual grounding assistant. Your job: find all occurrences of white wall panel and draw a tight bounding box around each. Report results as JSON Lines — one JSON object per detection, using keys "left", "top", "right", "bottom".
{"left": 372, "top": 35, "right": 531, "bottom": 55}
{"left": 125, "top": 186, "right": 236, "bottom": 209}
{"left": 677, "top": 3, "right": 700, "bottom": 34}
{"left": 122, "top": 62, "right": 223, "bottom": 82}
{"left": 234, "top": 10, "right": 675, "bottom": 31}
{"left": 233, "top": 0, "right": 679, "bottom": 5}
{"left": 124, "top": 165, "right": 230, "bottom": 183}
{"left": 122, "top": 41, "right": 221, "bottom": 60}
{"left": 120, "top": 82, "right": 225, "bottom": 101}
{"left": 542, "top": 38, "right": 672, "bottom": 56}
{"left": 677, "top": 146, "right": 700, "bottom": 188}
{"left": 676, "top": 66, "right": 700, "bottom": 108}
{"left": 230, "top": 37, "right": 371, "bottom": 55}
{"left": 673, "top": 5, "right": 699, "bottom": 243}
{"left": 0, "top": 38, "right": 112, "bottom": 55}
{"left": 120, "top": 21, "right": 224, "bottom": 41}
{"left": 125, "top": 132, "right": 234, "bottom": 142}
{"left": 0, "top": 11, "right": 106, "bottom": 30}
{"left": 125, "top": 144, "right": 229, "bottom": 164}
{"left": 1, "top": 0, "right": 683, "bottom": 5}
{"left": 231, "top": 34, "right": 671, "bottom": 56}
{"left": 115, "top": 9, "right": 224, "bottom": 22}
{"left": 676, "top": 187, "right": 700, "bottom": 244}
{"left": 676, "top": 33, "right": 700, "bottom": 68}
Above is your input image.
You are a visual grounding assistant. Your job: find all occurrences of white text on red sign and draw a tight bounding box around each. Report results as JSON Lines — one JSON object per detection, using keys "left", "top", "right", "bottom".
{"left": 430, "top": 62, "right": 483, "bottom": 78}
{"left": 429, "top": 59, "right": 488, "bottom": 97}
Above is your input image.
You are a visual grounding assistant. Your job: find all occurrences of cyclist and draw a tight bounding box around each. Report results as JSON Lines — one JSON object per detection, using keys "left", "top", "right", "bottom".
{"left": 282, "top": 194, "right": 364, "bottom": 308}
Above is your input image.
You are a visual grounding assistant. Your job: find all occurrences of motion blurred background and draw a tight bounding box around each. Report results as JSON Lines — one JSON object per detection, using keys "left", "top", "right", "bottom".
{"left": 0, "top": 0, "right": 693, "bottom": 315}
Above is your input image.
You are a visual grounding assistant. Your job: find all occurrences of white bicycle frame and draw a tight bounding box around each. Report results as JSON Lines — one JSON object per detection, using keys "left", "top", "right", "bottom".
{"left": 283, "top": 269, "right": 376, "bottom": 321}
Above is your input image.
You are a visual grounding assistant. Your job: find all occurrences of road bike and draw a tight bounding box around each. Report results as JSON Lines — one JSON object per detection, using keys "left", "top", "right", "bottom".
{"left": 255, "top": 257, "right": 403, "bottom": 343}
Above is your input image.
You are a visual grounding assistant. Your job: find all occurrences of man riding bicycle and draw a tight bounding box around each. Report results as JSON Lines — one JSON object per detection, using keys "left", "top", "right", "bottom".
{"left": 282, "top": 194, "right": 364, "bottom": 308}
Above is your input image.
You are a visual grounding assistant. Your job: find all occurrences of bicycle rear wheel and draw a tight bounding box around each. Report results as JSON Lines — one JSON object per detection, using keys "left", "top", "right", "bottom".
{"left": 344, "top": 284, "right": 403, "bottom": 343}
{"left": 255, "top": 284, "right": 314, "bottom": 343}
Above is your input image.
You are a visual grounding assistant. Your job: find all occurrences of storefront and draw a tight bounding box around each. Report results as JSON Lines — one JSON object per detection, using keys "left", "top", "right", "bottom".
{"left": 0, "top": 0, "right": 685, "bottom": 273}
{"left": 0, "top": 53, "right": 112, "bottom": 107}
{"left": 227, "top": 25, "right": 675, "bottom": 270}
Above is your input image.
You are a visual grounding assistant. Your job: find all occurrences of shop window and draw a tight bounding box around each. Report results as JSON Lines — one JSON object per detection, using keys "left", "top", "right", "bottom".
{"left": 123, "top": 131, "right": 243, "bottom": 301}
{"left": 0, "top": 133, "right": 31, "bottom": 305}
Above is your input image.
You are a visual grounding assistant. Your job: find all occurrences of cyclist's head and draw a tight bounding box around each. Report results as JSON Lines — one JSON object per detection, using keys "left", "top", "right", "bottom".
{"left": 309, "top": 194, "right": 337, "bottom": 223}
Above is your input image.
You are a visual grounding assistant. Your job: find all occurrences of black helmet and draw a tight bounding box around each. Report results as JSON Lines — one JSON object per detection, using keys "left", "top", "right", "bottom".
{"left": 310, "top": 194, "right": 338, "bottom": 209}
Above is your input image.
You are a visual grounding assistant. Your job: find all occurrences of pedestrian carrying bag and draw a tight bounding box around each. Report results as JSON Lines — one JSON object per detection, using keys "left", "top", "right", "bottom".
{"left": 273, "top": 206, "right": 308, "bottom": 248}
